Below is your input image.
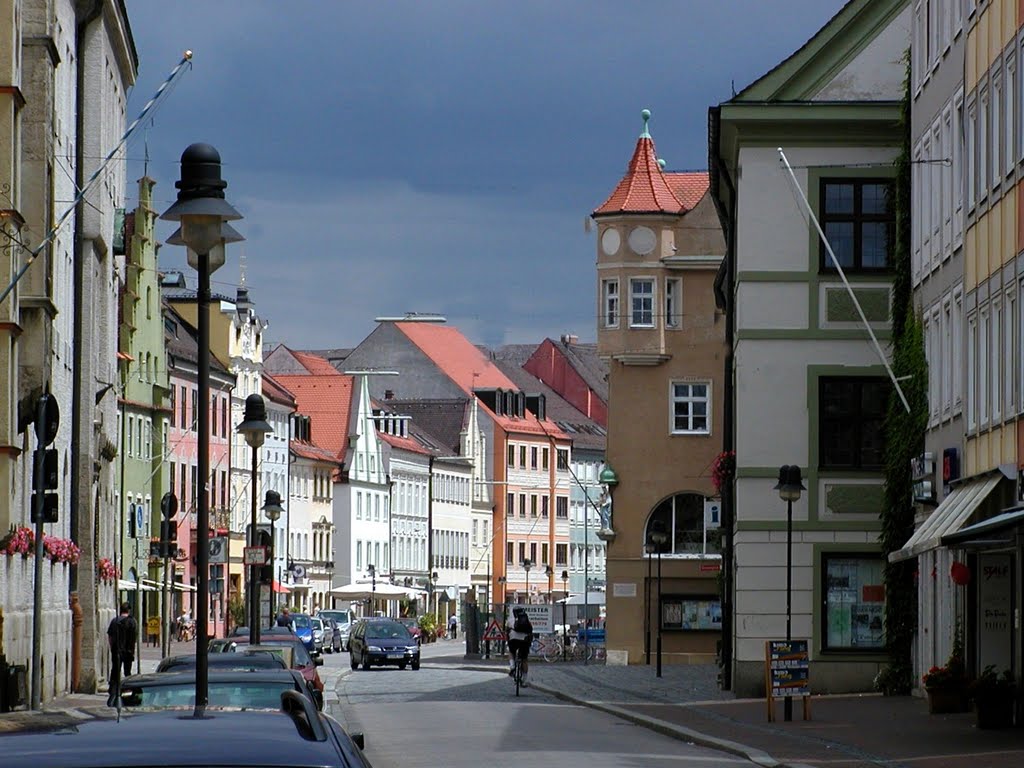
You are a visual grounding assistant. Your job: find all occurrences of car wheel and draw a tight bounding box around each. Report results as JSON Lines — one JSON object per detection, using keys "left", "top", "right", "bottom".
{"left": 411, "top": 660, "right": 420, "bottom": 671}
{"left": 350, "top": 651, "right": 359, "bottom": 670}
{"left": 361, "top": 652, "right": 371, "bottom": 671}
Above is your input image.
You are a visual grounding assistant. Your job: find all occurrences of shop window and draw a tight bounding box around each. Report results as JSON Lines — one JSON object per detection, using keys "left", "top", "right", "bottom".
{"left": 822, "top": 554, "right": 886, "bottom": 651}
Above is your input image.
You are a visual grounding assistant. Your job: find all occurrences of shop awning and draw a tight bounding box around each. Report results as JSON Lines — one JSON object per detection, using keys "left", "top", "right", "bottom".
{"left": 272, "top": 580, "right": 291, "bottom": 594}
{"left": 118, "top": 579, "right": 156, "bottom": 592}
{"left": 141, "top": 578, "right": 197, "bottom": 592}
{"left": 889, "top": 474, "right": 1003, "bottom": 562}
{"left": 941, "top": 507, "right": 1024, "bottom": 548}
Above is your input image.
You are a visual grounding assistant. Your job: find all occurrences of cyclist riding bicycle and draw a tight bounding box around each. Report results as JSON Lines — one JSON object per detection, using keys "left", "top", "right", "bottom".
{"left": 507, "top": 607, "right": 534, "bottom": 685}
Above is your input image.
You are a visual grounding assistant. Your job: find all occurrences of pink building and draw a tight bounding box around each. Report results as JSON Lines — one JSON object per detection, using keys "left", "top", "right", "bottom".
{"left": 164, "top": 304, "right": 236, "bottom": 637}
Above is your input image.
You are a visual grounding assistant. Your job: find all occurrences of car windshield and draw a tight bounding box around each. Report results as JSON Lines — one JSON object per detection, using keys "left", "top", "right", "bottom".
{"left": 121, "top": 681, "right": 294, "bottom": 709}
{"left": 311, "top": 618, "right": 324, "bottom": 631}
{"left": 292, "top": 615, "right": 311, "bottom": 629}
{"left": 366, "top": 621, "right": 412, "bottom": 640}
{"left": 318, "top": 611, "right": 349, "bottom": 625}
{"left": 242, "top": 639, "right": 314, "bottom": 667}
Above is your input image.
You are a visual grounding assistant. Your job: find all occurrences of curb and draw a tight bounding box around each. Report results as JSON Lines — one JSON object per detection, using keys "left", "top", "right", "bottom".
{"left": 456, "top": 664, "right": 813, "bottom": 768}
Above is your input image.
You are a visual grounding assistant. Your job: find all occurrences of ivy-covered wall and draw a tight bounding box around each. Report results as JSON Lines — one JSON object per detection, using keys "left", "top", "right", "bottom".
{"left": 877, "top": 53, "right": 928, "bottom": 695}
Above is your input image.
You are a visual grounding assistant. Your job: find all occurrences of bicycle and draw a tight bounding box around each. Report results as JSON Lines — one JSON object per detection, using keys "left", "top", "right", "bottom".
{"left": 531, "top": 634, "right": 561, "bottom": 663}
{"left": 512, "top": 651, "right": 525, "bottom": 696}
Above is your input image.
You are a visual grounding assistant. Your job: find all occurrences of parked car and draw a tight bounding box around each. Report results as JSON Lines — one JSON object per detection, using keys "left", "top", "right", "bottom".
{"left": 318, "top": 618, "right": 342, "bottom": 653}
{"left": 289, "top": 613, "right": 317, "bottom": 655}
{"left": 348, "top": 617, "right": 420, "bottom": 671}
{"left": 119, "top": 668, "right": 323, "bottom": 710}
{"left": 3, "top": 692, "right": 371, "bottom": 768}
{"left": 318, "top": 609, "right": 355, "bottom": 651}
{"left": 395, "top": 617, "right": 422, "bottom": 643}
{"left": 231, "top": 637, "right": 325, "bottom": 692}
{"left": 156, "top": 650, "right": 286, "bottom": 673}
{"left": 310, "top": 616, "right": 326, "bottom": 655}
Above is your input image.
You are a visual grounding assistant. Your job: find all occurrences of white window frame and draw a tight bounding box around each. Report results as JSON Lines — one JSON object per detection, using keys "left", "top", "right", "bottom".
{"left": 993, "top": 65, "right": 1004, "bottom": 191}
{"left": 1005, "top": 287, "right": 1016, "bottom": 415}
{"left": 953, "top": 286, "right": 963, "bottom": 412}
{"left": 979, "top": 85, "right": 989, "bottom": 200}
{"left": 669, "top": 380, "right": 711, "bottom": 436}
{"left": 1006, "top": 51, "right": 1016, "bottom": 178}
{"left": 927, "top": 309, "right": 939, "bottom": 422}
{"left": 966, "top": 96, "right": 977, "bottom": 210}
{"left": 629, "top": 277, "right": 655, "bottom": 328}
{"left": 931, "top": 119, "right": 942, "bottom": 263}
{"left": 942, "top": 296, "right": 952, "bottom": 415}
{"left": 913, "top": 1, "right": 925, "bottom": 92}
{"left": 922, "top": 134, "right": 933, "bottom": 265}
{"left": 602, "top": 278, "right": 619, "bottom": 329}
{"left": 665, "top": 277, "right": 682, "bottom": 329}
{"left": 953, "top": 89, "right": 965, "bottom": 245}
{"left": 942, "top": 105, "right": 953, "bottom": 258}
{"left": 980, "top": 307, "right": 990, "bottom": 425}
{"left": 912, "top": 140, "right": 924, "bottom": 281}
{"left": 967, "top": 310, "right": 977, "bottom": 430}
{"left": 992, "top": 297, "right": 1002, "bottom": 423}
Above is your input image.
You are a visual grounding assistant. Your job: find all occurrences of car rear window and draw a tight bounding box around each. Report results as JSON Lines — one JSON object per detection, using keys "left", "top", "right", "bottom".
{"left": 121, "top": 682, "right": 293, "bottom": 708}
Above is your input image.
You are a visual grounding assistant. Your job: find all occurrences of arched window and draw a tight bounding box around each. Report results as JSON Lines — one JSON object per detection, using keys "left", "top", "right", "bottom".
{"left": 643, "top": 493, "right": 720, "bottom": 556}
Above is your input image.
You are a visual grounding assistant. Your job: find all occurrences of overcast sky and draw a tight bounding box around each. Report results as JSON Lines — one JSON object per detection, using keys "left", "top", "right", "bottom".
{"left": 124, "top": 1, "right": 847, "bottom": 350}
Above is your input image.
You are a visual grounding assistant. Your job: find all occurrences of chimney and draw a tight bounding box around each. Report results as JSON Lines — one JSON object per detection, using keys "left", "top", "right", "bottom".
{"left": 560, "top": 334, "right": 579, "bottom": 346}
{"left": 384, "top": 390, "right": 394, "bottom": 400}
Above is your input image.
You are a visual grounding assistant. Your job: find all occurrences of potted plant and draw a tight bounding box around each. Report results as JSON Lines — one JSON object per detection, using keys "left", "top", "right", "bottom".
{"left": 970, "top": 665, "right": 1016, "bottom": 729}
{"left": 922, "top": 656, "right": 968, "bottom": 713}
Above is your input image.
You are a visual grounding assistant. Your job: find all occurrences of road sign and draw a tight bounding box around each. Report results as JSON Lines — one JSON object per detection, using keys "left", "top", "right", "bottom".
{"left": 243, "top": 546, "right": 267, "bottom": 566}
{"left": 208, "top": 536, "right": 227, "bottom": 564}
{"left": 482, "top": 618, "right": 505, "bottom": 642}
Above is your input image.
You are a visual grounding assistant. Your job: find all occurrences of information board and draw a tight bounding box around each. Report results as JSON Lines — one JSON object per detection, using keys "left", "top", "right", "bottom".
{"left": 765, "top": 639, "right": 811, "bottom": 721}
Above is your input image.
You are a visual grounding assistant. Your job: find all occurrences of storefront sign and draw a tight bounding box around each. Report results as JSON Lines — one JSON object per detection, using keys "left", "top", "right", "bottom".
{"left": 765, "top": 639, "right": 812, "bottom": 722}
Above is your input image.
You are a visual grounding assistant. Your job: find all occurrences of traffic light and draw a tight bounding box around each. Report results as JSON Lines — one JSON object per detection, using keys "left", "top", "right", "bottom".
{"left": 30, "top": 394, "right": 60, "bottom": 524}
{"left": 257, "top": 529, "right": 272, "bottom": 584}
{"left": 159, "top": 518, "right": 178, "bottom": 558}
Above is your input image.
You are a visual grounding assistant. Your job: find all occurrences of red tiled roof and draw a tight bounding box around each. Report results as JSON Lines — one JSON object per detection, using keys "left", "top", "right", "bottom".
{"left": 593, "top": 133, "right": 683, "bottom": 216}
{"left": 291, "top": 441, "right": 339, "bottom": 463}
{"left": 395, "top": 323, "right": 516, "bottom": 394}
{"left": 273, "top": 373, "right": 353, "bottom": 459}
{"left": 291, "top": 349, "right": 340, "bottom": 376}
{"left": 262, "top": 372, "right": 296, "bottom": 408}
{"left": 377, "top": 430, "right": 433, "bottom": 456}
{"left": 665, "top": 172, "right": 709, "bottom": 211}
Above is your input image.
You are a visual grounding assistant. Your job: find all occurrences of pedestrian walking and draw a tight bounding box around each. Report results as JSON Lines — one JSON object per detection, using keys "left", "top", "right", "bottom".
{"left": 106, "top": 602, "right": 137, "bottom": 706}
{"left": 448, "top": 613, "right": 457, "bottom": 640}
{"left": 276, "top": 606, "right": 293, "bottom": 629}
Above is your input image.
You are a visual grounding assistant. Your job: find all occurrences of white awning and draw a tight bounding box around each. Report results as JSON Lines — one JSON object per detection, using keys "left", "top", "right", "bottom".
{"left": 141, "top": 578, "right": 198, "bottom": 592}
{"left": 889, "top": 474, "right": 1003, "bottom": 562}
{"left": 118, "top": 579, "right": 156, "bottom": 592}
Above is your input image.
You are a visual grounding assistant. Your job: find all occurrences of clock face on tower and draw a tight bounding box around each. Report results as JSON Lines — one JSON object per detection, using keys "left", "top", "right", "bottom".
{"left": 628, "top": 226, "right": 657, "bottom": 256}
{"left": 600, "top": 228, "right": 621, "bottom": 256}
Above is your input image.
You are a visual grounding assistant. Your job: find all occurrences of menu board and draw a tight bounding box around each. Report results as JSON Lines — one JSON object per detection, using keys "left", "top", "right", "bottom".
{"left": 767, "top": 640, "right": 810, "bottom": 697}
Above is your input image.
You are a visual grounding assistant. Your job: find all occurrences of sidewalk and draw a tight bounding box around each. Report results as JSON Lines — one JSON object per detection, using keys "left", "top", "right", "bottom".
{"left": 452, "top": 653, "right": 1024, "bottom": 768}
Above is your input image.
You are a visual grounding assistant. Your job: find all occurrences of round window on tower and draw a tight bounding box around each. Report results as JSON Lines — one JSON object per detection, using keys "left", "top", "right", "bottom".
{"left": 628, "top": 226, "right": 656, "bottom": 256}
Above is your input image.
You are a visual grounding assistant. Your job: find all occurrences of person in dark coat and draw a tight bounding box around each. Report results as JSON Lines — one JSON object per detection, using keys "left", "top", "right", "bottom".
{"left": 106, "top": 602, "right": 137, "bottom": 706}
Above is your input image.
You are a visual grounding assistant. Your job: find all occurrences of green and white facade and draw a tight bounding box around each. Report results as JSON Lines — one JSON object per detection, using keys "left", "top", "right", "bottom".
{"left": 710, "top": 0, "right": 910, "bottom": 695}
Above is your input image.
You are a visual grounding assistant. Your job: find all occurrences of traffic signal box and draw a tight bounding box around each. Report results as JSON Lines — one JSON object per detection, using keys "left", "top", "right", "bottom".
{"left": 30, "top": 394, "right": 59, "bottom": 524}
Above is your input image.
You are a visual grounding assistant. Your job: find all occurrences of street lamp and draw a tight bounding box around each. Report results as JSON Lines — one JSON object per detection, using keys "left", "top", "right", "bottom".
{"left": 544, "top": 564, "right": 553, "bottom": 604}
{"left": 648, "top": 520, "right": 669, "bottom": 678}
{"left": 237, "top": 394, "right": 272, "bottom": 646}
{"left": 561, "top": 569, "right": 569, "bottom": 661}
{"left": 161, "top": 143, "right": 243, "bottom": 708}
{"left": 644, "top": 541, "right": 656, "bottom": 665}
{"left": 431, "top": 570, "right": 439, "bottom": 622}
{"left": 367, "top": 564, "right": 376, "bottom": 616}
{"left": 774, "top": 465, "right": 805, "bottom": 723}
{"left": 523, "top": 558, "right": 532, "bottom": 605}
{"left": 263, "top": 490, "right": 284, "bottom": 628}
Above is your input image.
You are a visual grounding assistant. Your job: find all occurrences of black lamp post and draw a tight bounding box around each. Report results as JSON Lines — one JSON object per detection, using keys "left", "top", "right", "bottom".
{"left": 431, "top": 570, "right": 439, "bottom": 621}
{"left": 523, "top": 558, "right": 532, "bottom": 605}
{"left": 368, "top": 564, "right": 376, "bottom": 615}
{"left": 561, "top": 569, "right": 568, "bottom": 661}
{"left": 644, "top": 541, "right": 656, "bottom": 665}
{"left": 648, "top": 520, "right": 668, "bottom": 678}
{"left": 237, "top": 394, "right": 272, "bottom": 645}
{"left": 263, "top": 491, "right": 284, "bottom": 628}
{"left": 544, "top": 564, "right": 553, "bottom": 604}
{"left": 774, "top": 464, "right": 806, "bottom": 722}
{"left": 161, "top": 143, "right": 243, "bottom": 707}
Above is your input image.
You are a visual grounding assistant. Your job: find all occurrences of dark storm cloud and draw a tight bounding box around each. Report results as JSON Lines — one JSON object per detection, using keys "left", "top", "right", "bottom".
{"left": 126, "top": 0, "right": 846, "bottom": 349}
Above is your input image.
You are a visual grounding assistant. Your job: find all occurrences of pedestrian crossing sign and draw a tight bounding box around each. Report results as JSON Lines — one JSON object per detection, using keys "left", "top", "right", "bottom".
{"left": 482, "top": 618, "right": 505, "bottom": 642}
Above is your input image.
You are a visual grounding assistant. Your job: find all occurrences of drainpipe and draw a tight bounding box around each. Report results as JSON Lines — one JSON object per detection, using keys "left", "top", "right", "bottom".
{"left": 709, "top": 106, "right": 736, "bottom": 691}
{"left": 70, "top": 0, "right": 104, "bottom": 692}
